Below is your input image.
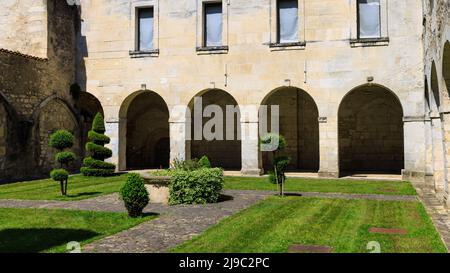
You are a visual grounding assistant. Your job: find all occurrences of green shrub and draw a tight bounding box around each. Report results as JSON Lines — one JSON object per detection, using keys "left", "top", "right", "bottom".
{"left": 50, "top": 169, "right": 69, "bottom": 181}
{"left": 82, "top": 157, "right": 115, "bottom": 170}
{"left": 169, "top": 168, "right": 224, "bottom": 205}
{"left": 80, "top": 167, "right": 115, "bottom": 177}
{"left": 49, "top": 130, "right": 74, "bottom": 150}
{"left": 55, "top": 152, "right": 76, "bottom": 165}
{"left": 198, "top": 156, "right": 211, "bottom": 168}
{"left": 171, "top": 158, "right": 201, "bottom": 171}
{"left": 120, "top": 174, "right": 149, "bottom": 217}
{"left": 81, "top": 113, "right": 115, "bottom": 176}
{"left": 85, "top": 142, "right": 113, "bottom": 159}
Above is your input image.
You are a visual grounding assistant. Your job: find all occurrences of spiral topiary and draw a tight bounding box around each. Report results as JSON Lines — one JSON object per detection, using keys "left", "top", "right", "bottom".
{"left": 81, "top": 112, "right": 116, "bottom": 176}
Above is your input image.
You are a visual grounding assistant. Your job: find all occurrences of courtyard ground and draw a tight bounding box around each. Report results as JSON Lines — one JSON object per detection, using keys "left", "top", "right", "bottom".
{"left": 0, "top": 175, "right": 448, "bottom": 253}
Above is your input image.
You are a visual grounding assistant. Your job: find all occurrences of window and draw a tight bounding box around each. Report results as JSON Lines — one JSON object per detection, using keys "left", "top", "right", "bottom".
{"left": 138, "top": 8, "right": 154, "bottom": 51}
{"left": 203, "top": 2, "right": 223, "bottom": 47}
{"left": 357, "top": 0, "right": 381, "bottom": 39}
{"left": 277, "top": 0, "right": 299, "bottom": 43}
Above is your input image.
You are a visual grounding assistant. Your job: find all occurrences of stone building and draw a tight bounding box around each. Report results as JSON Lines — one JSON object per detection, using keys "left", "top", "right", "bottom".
{"left": 0, "top": 0, "right": 449, "bottom": 206}
{"left": 0, "top": 0, "right": 101, "bottom": 182}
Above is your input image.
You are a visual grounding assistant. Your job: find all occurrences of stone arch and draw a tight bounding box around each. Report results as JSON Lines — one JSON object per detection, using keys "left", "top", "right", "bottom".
{"left": 187, "top": 89, "right": 242, "bottom": 170}
{"left": 119, "top": 90, "right": 170, "bottom": 170}
{"left": 33, "top": 96, "right": 81, "bottom": 175}
{"left": 443, "top": 41, "right": 450, "bottom": 97}
{"left": 76, "top": 92, "right": 104, "bottom": 158}
{"left": 431, "top": 61, "right": 441, "bottom": 110}
{"left": 260, "top": 86, "right": 319, "bottom": 172}
{"left": 338, "top": 84, "right": 404, "bottom": 174}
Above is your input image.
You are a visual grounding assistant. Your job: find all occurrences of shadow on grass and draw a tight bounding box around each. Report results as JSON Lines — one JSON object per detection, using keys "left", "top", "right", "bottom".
{"left": 65, "top": 192, "right": 102, "bottom": 198}
{"left": 0, "top": 228, "right": 99, "bottom": 253}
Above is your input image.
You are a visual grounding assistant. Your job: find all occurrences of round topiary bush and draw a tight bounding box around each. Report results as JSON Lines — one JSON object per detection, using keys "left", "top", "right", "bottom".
{"left": 81, "top": 113, "right": 116, "bottom": 176}
{"left": 49, "top": 130, "right": 75, "bottom": 151}
{"left": 120, "top": 174, "right": 149, "bottom": 217}
{"left": 55, "top": 151, "right": 77, "bottom": 165}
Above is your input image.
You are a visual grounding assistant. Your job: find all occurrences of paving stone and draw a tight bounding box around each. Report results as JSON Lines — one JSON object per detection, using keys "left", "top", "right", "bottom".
{"left": 368, "top": 227, "right": 408, "bottom": 235}
{"left": 288, "top": 244, "right": 333, "bottom": 253}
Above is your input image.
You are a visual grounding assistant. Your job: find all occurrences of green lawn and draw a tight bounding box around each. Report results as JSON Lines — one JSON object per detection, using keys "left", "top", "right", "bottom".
{"left": 172, "top": 196, "right": 446, "bottom": 253}
{"left": 224, "top": 176, "right": 417, "bottom": 196}
{"left": 0, "top": 174, "right": 128, "bottom": 201}
{"left": 0, "top": 208, "right": 156, "bottom": 253}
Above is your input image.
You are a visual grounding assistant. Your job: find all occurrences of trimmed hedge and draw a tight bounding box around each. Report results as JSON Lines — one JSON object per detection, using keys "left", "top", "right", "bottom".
{"left": 120, "top": 173, "right": 149, "bottom": 217}
{"left": 55, "top": 152, "right": 77, "bottom": 165}
{"left": 81, "top": 113, "right": 115, "bottom": 176}
{"left": 169, "top": 168, "right": 224, "bottom": 205}
{"left": 88, "top": 130, "right": 110, "bottom": 145}
{"left": 49, "top": 130, "right": 74, "bottom": 150}
{"left": 85, "top": 142, "right": 112, "bottom": 160}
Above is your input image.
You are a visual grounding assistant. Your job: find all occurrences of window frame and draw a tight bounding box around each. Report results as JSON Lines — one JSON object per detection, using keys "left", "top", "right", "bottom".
{"left": 130, "top": 1, "right": 160, "bottom": 58}
{"left": 137, "top": 7, "right": 155, "bottom": 51}
{"left": 203, "top": 1, "right": 223, "bottom": 47}
{"left": 269, "top": 0, "right": 305, "bottom": 50}
{"left": 356, "top": 0, "right": 382, "bottom": 39}
{"left": 350, "top": 0, "right": 389, "bottom": 47}
{"left": 196, "top": 0, "right": 229, "bottom": 54}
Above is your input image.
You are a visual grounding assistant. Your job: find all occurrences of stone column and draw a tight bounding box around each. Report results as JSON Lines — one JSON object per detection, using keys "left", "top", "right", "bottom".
{"left": 440, "top": 112, "right": 450, "bottom": 207}
{"left": 430, "top": 113, "right": 446, "bottom": 193}
{"left": 424, "top": 115, "right": 434, "bottom": 186}
{"left": 240, "top": 105, "right": 261, "bottom": 176}
{"left": 402, "top": 117, "right": 427, "bottom": 182}
{"left": 105, "top": 119, "right": 120, "bottom": 171}
{"left": 169, "top": 105, "right": 190, "bottom": 165}
{"left": 318, "top": 116, "right": 339, "bottom": 178}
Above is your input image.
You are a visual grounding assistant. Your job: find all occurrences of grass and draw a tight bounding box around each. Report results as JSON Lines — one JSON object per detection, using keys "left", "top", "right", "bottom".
{"left": 172, "top": 196, "right": 447, "bottom": 253}
{"left": 0, "top": 207, "right": 156, "bottom": 253}
{"left": 0, "top": 174, "right": 128, "bottom": 201}
{"left": 224, "top": 176, "right": 417, "bottom": 196}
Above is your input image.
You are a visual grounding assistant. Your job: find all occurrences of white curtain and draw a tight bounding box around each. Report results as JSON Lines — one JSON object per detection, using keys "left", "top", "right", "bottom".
{"left": 358, "top": 0, "right": 381, "bottom": 38}
{"left": 139, "top": 8, "right": 154, "bottom": 50}
{"left": 205, "top": 4, "right": 223, "bottom": 47}
{"left": 278, "top": 0, "right": 299, "bottom": 43}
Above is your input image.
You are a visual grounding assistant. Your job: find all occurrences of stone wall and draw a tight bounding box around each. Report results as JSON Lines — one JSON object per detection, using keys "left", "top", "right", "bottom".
{"left": 0, "top": 0, "right": 79, "bottom": 182}
{"left": 423, "top": 0, "right": 450, "bottom": 205}
{"left": 78, "top": 0, "right": 425, "bottom": 177}
{"left": 0, "top": 0, "right": 48, "bottom": 58}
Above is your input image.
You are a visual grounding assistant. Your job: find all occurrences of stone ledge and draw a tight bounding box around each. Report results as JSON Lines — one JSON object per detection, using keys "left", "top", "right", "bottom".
{"left": 350, "top": 37, "right": 390, "bottom": 48}
{"left": 196, "top": 46, "right": 229, "bottom": 55}
{"left": 129, "top": 49, "right": 160, "bottom": 58}
{"left": 268, "top": 41, "right": 306, "bottom": 51}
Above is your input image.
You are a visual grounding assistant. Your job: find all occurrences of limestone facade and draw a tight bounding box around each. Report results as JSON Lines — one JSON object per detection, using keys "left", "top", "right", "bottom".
{"left": 423, "top": 0, "right": 450, "bottom": 206}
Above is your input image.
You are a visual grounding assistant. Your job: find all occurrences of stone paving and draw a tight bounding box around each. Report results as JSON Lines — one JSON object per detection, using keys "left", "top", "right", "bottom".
{"left": 413, "top": 184, "right": 450, "bottom": 251}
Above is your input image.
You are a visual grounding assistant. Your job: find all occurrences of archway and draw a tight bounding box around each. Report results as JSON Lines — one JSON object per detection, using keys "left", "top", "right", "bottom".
{"left": 431, "top": 61, "right": 440, "bottom": 109}
{"left": 443, "top": 41, "right": 450, "bottom": 96}
{"left": 76, "top": 92, "right": 104, "bottom": 159}
{"left": 338, "top": 84, "right": 404, "bottom": 174}
{"left": 33, "top": 97, "right": 81, "bottom": 175}
{"left": 261, "top": 87, "right": 319, "bottom": 172}
{"left": 119, "top": 91, "right": 170, "bottom": 170}
{"left": 188, "top": 89, "right": 242, "bottom": 170}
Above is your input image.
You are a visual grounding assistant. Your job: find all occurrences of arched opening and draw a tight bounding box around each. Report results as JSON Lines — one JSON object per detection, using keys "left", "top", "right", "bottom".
{"left": 443, "top": 41, "right": 450, "bottom": 96}
{"left": 188, "top": 89, "right": 242, "bottom": 170}
{"left": 76, "top": 92, "right": 104, "bottom": 159}
{"left": 0, "top": 101, "right": 8, "bottom": 171}
{"left": 261, "top": 87, "right": 319, "bottom": 173}
{"left": 33, "top": 98, "right": 81, "bottom": 175}
{"left": 338, "top": 84, "right": 404, "bottom": 175}
{"left": 119, "top": 91, "right": 170, "bottom": 170}
{"left": 431, "top": 61, "right": 440, "bottom": 109}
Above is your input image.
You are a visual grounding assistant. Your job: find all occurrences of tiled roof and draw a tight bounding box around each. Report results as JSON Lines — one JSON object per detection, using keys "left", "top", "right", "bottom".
{"left": 0, "top": 48, "right": 48, "bottom": 61}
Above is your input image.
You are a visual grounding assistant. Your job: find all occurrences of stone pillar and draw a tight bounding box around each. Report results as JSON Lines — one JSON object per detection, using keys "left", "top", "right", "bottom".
{"left": 169, "top": 105, "right": 190, "bottom": 165}
{"left": 240, "top": 105, "right": 261, "bottom": 176}
{"left": 402, "top": 117, "right": 427, "bottom": 182}
{"left": 105, "top": 119, "right": 120, "bottom": 171}
{"left": 430, "top": 113, "right": 446, "bottom": 193}
{"left": 424, "top": 115, "right": 434, "bottom": 186}
{"left": 318, "top": 116, "right": 339, "bottom": 178}
{"left": 440, "top": 112, "right": 450, "bottom": 207}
